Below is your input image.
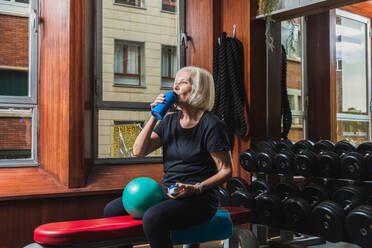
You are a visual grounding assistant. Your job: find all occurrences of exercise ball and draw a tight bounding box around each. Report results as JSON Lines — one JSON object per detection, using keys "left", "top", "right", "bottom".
{"left": 122, "top": 177, "right": 164, "bottom": 219}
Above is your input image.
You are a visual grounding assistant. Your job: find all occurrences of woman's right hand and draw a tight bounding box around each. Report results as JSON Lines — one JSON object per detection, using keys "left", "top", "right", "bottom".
{"left": 150, "top": 93, "right": 165, "bottom": 110}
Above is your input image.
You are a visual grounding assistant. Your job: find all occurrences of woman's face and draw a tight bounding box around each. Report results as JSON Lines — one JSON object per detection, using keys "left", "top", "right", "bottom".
{"left": 173, "top": 70, "right": 193, "bottom": 105}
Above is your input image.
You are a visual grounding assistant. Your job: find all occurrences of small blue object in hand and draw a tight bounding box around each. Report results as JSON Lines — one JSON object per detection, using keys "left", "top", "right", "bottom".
{"left": 169, "top": 185, "right": 180, "bottom": 196}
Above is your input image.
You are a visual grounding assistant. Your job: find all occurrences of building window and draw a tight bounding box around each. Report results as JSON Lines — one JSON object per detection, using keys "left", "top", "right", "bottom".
{"left": 0, "top": 0, "right": 29, "bottom": 14}
{"left": 162, "top": 0, "right": 176, "bottom": 12}
{"left": 335, "top": 9, "right": 370, "bottom": 145}
{"left": 115, "top": 0, "right": 144, "bottom": 8}
{"left": 114, "top": 41, "right": 144, "bottom": 86}
{"left": 0, "top": 0, "right": 39, "bottom": 166}
{"left": 161, "top": 46, "right": 177, "bottom": 88}
{"left": 281, "top": 17, "right": 306, "bottom": 142}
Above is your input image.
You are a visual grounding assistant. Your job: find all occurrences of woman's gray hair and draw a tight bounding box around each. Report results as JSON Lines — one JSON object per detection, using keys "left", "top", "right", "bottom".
{"left": 177, "top": 66, "right": 215, "bottom": 111}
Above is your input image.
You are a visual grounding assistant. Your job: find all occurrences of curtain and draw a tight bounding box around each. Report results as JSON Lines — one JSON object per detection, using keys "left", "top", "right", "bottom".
{"left": 127, "top": 45, "right": 138, "bottom": 74}
{"left": 114, "top": 44, "right": 123, "bottom": 73}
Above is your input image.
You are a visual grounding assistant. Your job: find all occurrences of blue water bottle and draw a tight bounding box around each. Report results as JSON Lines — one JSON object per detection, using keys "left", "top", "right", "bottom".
{"left": 151, "top": 91, "right": 177, "bottom": 120}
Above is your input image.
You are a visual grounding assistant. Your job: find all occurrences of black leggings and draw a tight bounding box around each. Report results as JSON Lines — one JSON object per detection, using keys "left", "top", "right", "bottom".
{"left": 104, "top": 193, "right": 217, "bottom": 248}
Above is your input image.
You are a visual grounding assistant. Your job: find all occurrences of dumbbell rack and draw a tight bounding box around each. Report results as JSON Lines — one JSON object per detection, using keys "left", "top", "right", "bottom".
{"left": 239, "top": 139, "right": 372, "bottom": 248}
{"left": 251, "top": 172, "right": 325, "bottom": 247}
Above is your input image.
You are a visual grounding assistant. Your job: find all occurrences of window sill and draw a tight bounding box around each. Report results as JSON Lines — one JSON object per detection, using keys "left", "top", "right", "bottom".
{"left": 161, "top": 10, "right": 176, "bottom": 15}
{"left": 113, "top": 84, "right": 146, "bottom": 89}
{"left": 0, "top": 163, "right": 163, "bottom": 201}
{"left": 113, "top": 3, "right": 146, "bottom": 10}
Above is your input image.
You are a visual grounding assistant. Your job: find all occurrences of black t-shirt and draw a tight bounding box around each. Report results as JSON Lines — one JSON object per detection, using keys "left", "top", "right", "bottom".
{"left": 153, "top": 110, "right": 232, "bottom": 194}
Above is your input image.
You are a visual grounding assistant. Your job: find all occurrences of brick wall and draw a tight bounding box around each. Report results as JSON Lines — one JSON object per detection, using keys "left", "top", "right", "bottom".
{"left": 287, "top": 59, "right": 301, "bottom": 90}
{"left": 0, "top": 117, "right": 32, "bottom": 150}
{"left": 0, "top": 14, "right": 29, "bottom": 68}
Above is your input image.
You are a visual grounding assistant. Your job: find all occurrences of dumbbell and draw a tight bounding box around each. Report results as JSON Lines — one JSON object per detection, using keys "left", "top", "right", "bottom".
{"left": 295, "top": 149, "right": 319, "bottom": 177}
{"left": 238, "top": 139, "right": 276, "bottom": 173}
{"left": 314, "top": 140, "right": 335, "bottom": 154}
{"left": 311, "top": 184, "right": 365, "bottom": 242}
{"left": 292, "top": 140, "right": 315, "bottom": 154}
{"left": 227, "top": 178, "right": 271, "bottom": 216}
{"left": 274, "top": 139, "right": 294, "bottom": 153}
{"left": 274, "top": 148, "right": 296, "bottom": 175}
{"left": 345, "top": 203, "right": 372, "bottom": 248}
{"left": 255, "top": 182, "right": 300, "bottom": 227}
{"left": 340, "top": 141, "right": 372, "bottom": 180}
{"left": 334, "top": 140, "right": 356, "bottom": 157}
{"left": 256, "top": 148, "right": 277, "bottom": 174}
{"left": 307, "top": 140, "right": 339, "bottom": 178}
{"left": 280, "top": 183, "right": 329, "bottom": 234}
{"left": 213, "top": 186, "right": 231, "bottom": 207}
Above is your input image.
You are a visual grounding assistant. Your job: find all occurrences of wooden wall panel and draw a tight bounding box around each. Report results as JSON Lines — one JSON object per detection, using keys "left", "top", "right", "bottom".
{"left": 0, "top": 194, "right": 120, "bottom": 247}
{"left": 39, "top": 0, "right": 86, "bottom": 187}
{"left": 219, "top": 0, "right": 251, "bottom": 181}
{"left": 307, "top": 10, "right": 337, "bottom": 142}
{"left": 186, "top": 0, "right": 220, "bottom": 72}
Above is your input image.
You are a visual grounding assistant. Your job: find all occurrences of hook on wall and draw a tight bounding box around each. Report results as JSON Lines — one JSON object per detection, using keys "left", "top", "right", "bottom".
{"left": 232, "top": 24, "right": 236, "bottom": 38}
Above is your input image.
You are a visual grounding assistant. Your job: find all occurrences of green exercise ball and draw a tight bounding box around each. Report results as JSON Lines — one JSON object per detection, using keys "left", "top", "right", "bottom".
{"left": 122, "top": 177, "right": 164, "bottom": 219}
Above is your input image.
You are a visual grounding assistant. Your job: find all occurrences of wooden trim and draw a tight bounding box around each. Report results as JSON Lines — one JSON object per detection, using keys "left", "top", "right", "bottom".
{"left": 0, "top": 163, "right": 163, "bottom": 201}
{"left": 306, "top": 10, "right": 336, "bottom": 142}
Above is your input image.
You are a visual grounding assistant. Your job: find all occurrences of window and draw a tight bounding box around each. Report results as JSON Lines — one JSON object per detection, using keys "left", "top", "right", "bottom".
{"left": 115, "top": 0, "right": 145, "bottom": 8}
{"left": 95, "top": 0, "right": 182, "bottom": 164}
{"left": 162, "top": 0, "right": 176, "bottom": 12}
{"left": 281, "top": 18, "right": 306, "bottom": 142}
{"left": 335, "top": 9, "right": 371, "bottom": 146}
{"left": 114, "top": 41, "right": 144, "bottom": 86}
{"left": 0, "top": 0, "right": 29, "bottom": 14}
{"left": 0, "top": 0, "right": 38, "bottom": 166}
{"left": 161, "top": 46, "right": 177, "bottom": 88}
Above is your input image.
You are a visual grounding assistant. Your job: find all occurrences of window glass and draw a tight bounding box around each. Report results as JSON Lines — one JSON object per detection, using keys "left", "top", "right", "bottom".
{"left": 162, "top": 0, "right": 176, "bottom": 12}
{"left": 336, "top": 15, "right": 368, "bottom": 114}
{"left": 281, "top": 18, "right": 305, "bottom": 142}
{"left": 0, "top": 13, "right": 29, "bottom": 97}
{"left": 97, "top": 0, "right": 179, "bottom": 162}
{"left": 335, "top": 10, "right": 370, "bottom": 143}
{"left": 0, "top": 107, "right": 32, "bottom": 160}
{"left": 337, "top": 120, "right": 368, "bottom": 146}
{"left": 161, "top": 46, "right": 177, "bottom": 88}
{"left": 98, "top": 110, "right": 162, "bottom": 159}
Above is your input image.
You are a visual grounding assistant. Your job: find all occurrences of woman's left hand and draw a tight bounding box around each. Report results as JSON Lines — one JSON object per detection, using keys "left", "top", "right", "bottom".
{"left": 167, "top": 182, "right": 199, "bottom": 199}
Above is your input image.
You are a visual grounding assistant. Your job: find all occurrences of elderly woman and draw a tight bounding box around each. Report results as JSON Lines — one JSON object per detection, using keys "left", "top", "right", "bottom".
{"left": 104, "top": 66, "right": 233, "bottom": 248}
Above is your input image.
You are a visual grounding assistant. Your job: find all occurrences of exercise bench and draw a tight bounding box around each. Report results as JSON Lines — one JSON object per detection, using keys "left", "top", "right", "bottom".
{"left": 24, "top": 207, "right": 258, "bottom": 248}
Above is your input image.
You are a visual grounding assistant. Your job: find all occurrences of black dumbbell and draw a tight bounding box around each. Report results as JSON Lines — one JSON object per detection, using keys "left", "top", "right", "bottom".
{"left": 255, "top": 182, "right": 300, "bottom": 227}
{"left": 339, "top": 142, "right": 372, "bottom": 180}
{"left": 318, "top": 151, "right": 341, "bottom": 178}
{"left": 292, "top": 140, "right": 315, "bottom": 154}
{"left": 295, "top": 149, "right": 319, "bottom": 177}
{"left": 256, "top": 148, "right": 277, "bottom": 174}
{"left": 283, "top": 184, "right": 329, "bottom": 233}
{"left": 214, "top": 186, "right": 231, "bottom": 207}
{"left": 345, "top": 204, "right": 372, "bottom": 248}
{"left": 274, "top": 149, "right": 296, "bottom": 175}
{"left": 239, "top": 139, "right": 277, "bottom": 173}
{"left": 340, "top": 142, "right": 372, "bottom": 180}
{"left": 314, "top": 140, "right": 335, "bottom": 154}
{"left": 280, "top": 184, "right": 330, "bottom": 234}
{"left": 255, "top": 139, "right": 277, "bottom": 152}
{"left": 228, "top": 179, "right": 271, "bottom": 214}
{"left": 311, "top": 184, "right": 365, "bottom": 242}
{"left": 239, "top": 149, "right": 258, "bottom": 173}
{"left": 334, "top": 140, "right": 356, "bottom": 157}
{"left": 274, "top": 139, "right": 294, "bottom": 153}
